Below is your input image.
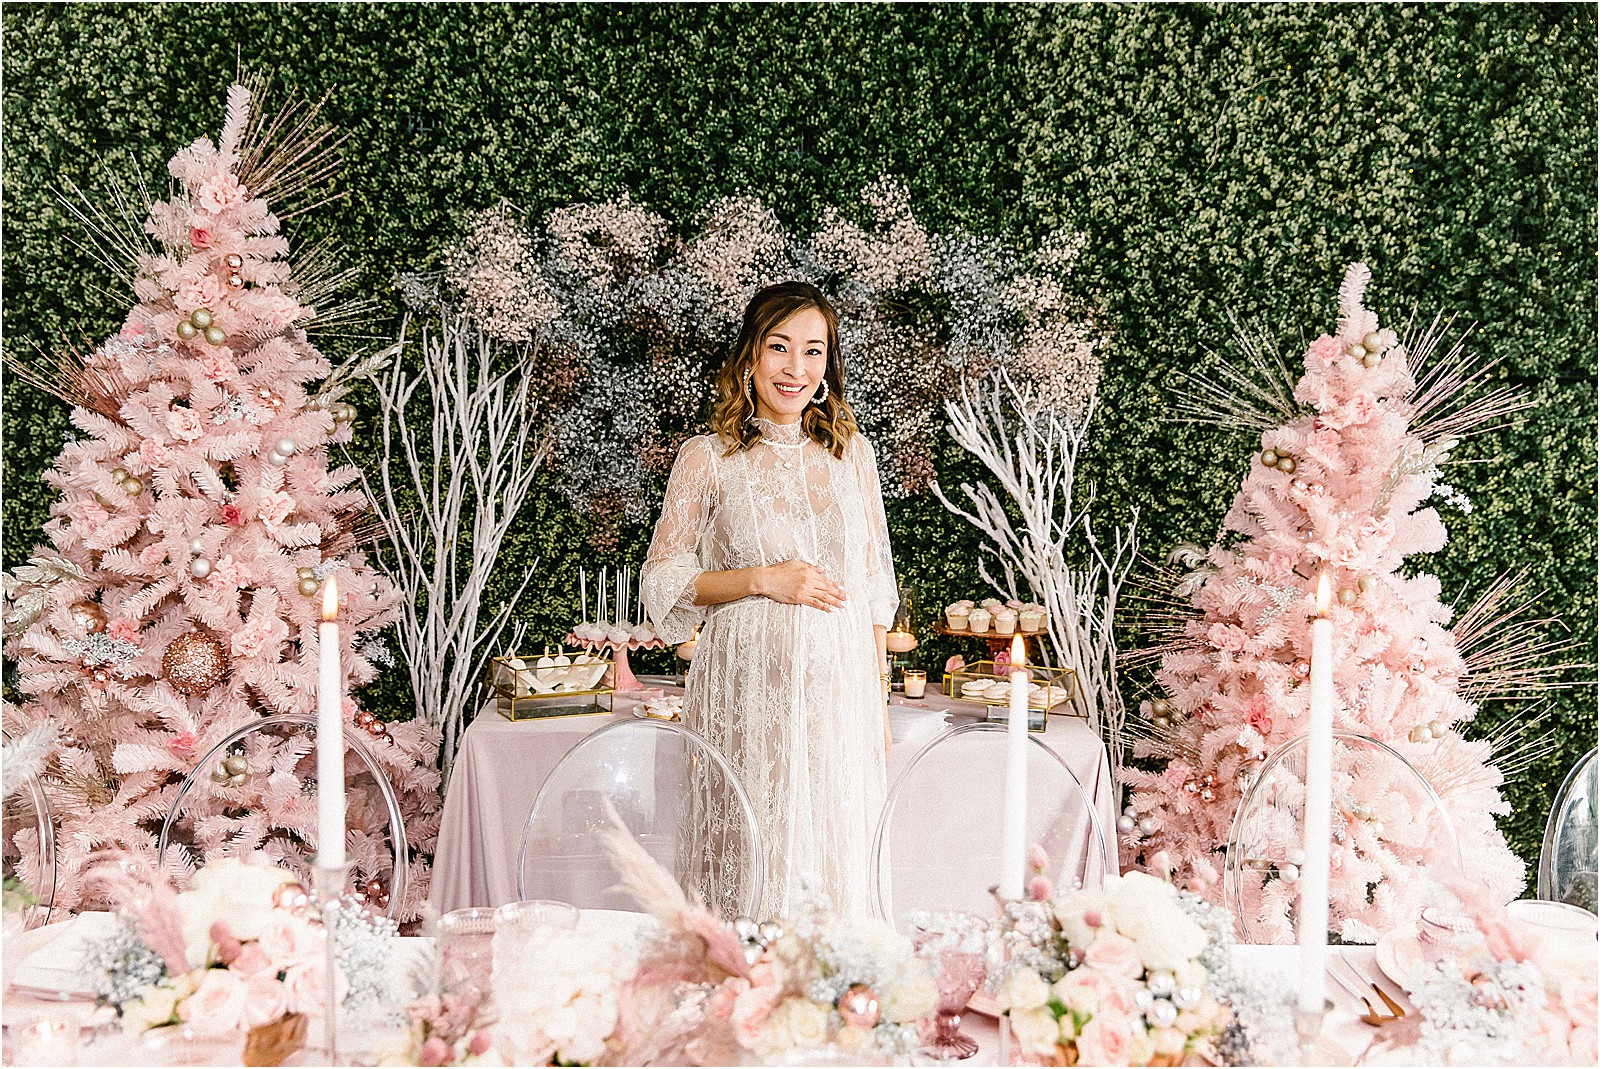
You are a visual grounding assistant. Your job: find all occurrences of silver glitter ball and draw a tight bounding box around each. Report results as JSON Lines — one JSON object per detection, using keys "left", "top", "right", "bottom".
{"left": 1150, "top": 999, "right": 1179, "bottom": 1028}
{"left": 1147, "top": 970, "right": 1176, "bottom": 998}
{"left": 1133, "top": 988, "right": 1155, "bottom": 1009}
{"left": 733, "top": 917, "right": 759, "bottom": 942}
{"left": 1174, "top": 987, "right": 1203, "bottom": 1010}
{"left": 189, "top": 538, "right": 205, "bottom": 555}
{"left": 1116, "top": 815, "right": 1136, "bottom": 834}
{"left": 189, "top": 557, "right": 213, "bottom": 579}
{"left": 1137, "top": 817, "right": 1158, "bottom": 836}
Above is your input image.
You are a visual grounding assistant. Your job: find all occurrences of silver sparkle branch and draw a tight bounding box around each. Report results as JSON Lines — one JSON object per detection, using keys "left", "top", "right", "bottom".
{"left": 931, "top": 368, "right": 1139, "bottom": 771}
{"left": 360, "top": 313, "right": 550, "bottom": 779}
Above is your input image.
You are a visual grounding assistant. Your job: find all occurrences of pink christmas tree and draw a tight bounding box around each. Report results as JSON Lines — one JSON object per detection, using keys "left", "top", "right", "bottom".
{"left": 2, "top": 80, "right": 440, "bottom": 918}
{"left": 1121, "top": 263, "right": 1529, "bottom": 942}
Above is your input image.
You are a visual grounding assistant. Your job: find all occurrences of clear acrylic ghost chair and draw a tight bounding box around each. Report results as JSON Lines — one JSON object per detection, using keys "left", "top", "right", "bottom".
{"left": 1538, "top": 747, "right": 1597, "bottom": 913}
{"left": 518, "top": 718, "right": 764, "bottom": 919}
{"left": 870, "top": 723, "right": 1114, "bottom": 928}
{"left": 1224, "top": 731, "right": 1462, "bottom": 945}
{"left": 157, "top": 711, "right": 409, "bottom": 919}
{"left": 2, "top": 769, "right": 57, "bottom": 929}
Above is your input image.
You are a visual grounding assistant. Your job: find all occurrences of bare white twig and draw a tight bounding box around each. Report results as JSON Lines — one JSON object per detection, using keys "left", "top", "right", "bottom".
{"left": 931, "top": 368, "right": 1139, "bottom": 772}
{"left": 359, "top": 314, "right": 551, "bottom": 780}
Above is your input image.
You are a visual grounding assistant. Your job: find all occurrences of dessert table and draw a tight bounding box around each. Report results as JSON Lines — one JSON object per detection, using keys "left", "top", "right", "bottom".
{"left": 430, "top": 678, "right": 1119, "bottom": 915}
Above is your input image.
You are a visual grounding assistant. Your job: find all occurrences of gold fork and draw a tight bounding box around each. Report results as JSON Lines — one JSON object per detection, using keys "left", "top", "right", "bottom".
{"left": 1332, "top": 953, "right": 1404, "bottom": 1025}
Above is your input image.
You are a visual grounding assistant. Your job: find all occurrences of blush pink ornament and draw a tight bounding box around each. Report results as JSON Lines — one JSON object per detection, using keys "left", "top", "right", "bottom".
{"left": 838, "top": 984, "right": 881, "bottom": 1029}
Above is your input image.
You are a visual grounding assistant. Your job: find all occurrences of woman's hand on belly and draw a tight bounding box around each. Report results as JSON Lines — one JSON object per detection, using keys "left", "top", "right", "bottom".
{"left": 753, "top": 559, "right": 846, "bottom": 612}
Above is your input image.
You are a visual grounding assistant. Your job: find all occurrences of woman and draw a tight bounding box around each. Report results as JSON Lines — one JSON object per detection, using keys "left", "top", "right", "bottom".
{"left": 641, "top": 281, "right": 898, "bottom": 919}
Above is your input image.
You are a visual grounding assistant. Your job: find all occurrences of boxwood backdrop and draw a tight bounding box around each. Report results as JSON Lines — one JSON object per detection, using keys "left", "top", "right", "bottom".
{"left": 3, "top": 3, "right": 1594, "bottom": 866}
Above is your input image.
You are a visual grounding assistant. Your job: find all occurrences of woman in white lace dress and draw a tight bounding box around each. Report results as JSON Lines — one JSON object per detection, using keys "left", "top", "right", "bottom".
{"left": 642, "top": 282, "right": 898, "bottom": 919}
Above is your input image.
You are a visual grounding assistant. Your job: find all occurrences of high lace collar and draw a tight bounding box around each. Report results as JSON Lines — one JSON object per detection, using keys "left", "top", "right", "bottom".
{"left": 752, "top": 417, "right": 808, "bottom": 445}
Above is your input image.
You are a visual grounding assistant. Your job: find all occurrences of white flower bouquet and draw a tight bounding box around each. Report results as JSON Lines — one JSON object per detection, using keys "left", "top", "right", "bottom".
{"left": 993, "top": 870, "right": 1239, "bottom": 1067}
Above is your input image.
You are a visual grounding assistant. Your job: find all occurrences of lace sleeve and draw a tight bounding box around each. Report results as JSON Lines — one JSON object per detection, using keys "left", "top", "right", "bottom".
{"left": 642, "top": 435, "right": 718, "bottom": 643}
{"left": 851, "top": 434, "right": 900, "bottom": 628}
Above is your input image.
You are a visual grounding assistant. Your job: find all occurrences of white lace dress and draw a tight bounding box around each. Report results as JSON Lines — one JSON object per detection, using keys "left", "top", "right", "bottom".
{"left": 642, "top": 418, "right": 899, "bottom": 919}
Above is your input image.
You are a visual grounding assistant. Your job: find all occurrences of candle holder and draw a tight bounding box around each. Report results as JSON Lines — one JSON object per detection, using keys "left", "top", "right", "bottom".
{"left": 13, "top": 1013, "right": 78, "bottom": 1066}
{"left": 1292, "top": 997, "right": 1333, "bottom": 1067}
{"left": 312, "top": 856, "right": 350, "bottom": 1066}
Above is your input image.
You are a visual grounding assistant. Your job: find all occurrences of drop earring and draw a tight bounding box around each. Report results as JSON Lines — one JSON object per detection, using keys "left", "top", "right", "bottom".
{"left": 812, "top": 379, "right": 830, "bottom": 405}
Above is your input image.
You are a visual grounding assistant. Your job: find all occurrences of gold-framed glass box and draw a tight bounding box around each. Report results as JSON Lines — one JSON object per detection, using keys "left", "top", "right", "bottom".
{"left": 942, "top": 660, "right": 1078, "bottom": 732}
{"left": 488, "top": 650, "right": 614, "bottom": 721}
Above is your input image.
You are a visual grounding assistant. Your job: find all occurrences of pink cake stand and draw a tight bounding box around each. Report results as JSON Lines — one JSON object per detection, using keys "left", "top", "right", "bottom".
{"left": 565, "top": 632, "right": 667, "bottom": 697}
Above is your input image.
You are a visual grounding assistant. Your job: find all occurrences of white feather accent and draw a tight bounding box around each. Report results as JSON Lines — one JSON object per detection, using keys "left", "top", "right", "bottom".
{"left": 1337, "top": 261, "right": 1371, "bottom": 338}
{"left": 218, "top": 83, "right": 253, "bottom": 162}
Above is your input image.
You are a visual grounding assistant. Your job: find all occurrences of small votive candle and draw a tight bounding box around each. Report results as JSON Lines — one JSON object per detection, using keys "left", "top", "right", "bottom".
{"left": 14, "top": 1014, "right": 78, "bottom": 1066}
{"left": 902, "top": 670, "right": 927, "bottom": 699}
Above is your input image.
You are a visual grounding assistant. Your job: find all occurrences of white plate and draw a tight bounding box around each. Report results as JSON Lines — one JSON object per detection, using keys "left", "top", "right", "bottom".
{"left": 1505, "top": 897, "right": 1600, "bottom": 937}
{"left": 1374, "top": 931, "right": 1423, "bottom": 992}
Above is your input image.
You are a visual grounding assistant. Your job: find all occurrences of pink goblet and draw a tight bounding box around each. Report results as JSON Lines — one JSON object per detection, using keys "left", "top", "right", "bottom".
{"left": 912, "top": 914, "right": 988, "bottom": 1060}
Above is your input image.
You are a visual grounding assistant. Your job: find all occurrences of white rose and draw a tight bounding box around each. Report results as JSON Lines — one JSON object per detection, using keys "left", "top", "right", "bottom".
{"left": 1125, "top": 1022, "right": 1156, "bottom": 1065}
{"left": 1150, "top": 1026, "right": 1187, "bottom": 1058}
{"left": 120, "top": 984, "right": 179, "bottom": 1033}
{"left": 999, "top": 968, "right": 1052, "bottom": 1011}
{"left": 786, "top": 999, "right": 830, "bottom": 1049}
{"left": 884, "top": 967, "right": 938, "bottom": 1022}
{"left": 1051, "top": 974, "right": 1097, "bottom": 1016}
{"left": 1010, "top": 1006, "right": 1062, "bottom": 1058}
{"left": 1052, "top": 887, "right": 1109, "bottom": 946}
{"left": 1119, "top": 909, "right": 1208, "bottom": 973}
{"left": 175, "top": 888, "right": 228, "bottom": 969}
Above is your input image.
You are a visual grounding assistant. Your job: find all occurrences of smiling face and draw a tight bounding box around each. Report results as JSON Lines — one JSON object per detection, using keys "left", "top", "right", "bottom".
{"left": 751, "top": 306, "right": 829, "bottom": 423}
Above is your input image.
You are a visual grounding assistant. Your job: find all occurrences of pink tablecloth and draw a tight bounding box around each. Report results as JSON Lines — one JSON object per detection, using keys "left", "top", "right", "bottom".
{"left": 429, "top": 680, "right": 1119, "bottom": 917}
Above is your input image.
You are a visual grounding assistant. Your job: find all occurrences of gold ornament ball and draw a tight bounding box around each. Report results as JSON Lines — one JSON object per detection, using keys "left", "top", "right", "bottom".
{"left": 204, "top": 325, "right": 227, "bottom": 346}
{"left": 211, "top": 764, "right": 231, "bottom": 783}
{"left": 1275, "top": 456, "right": 1297, "bottom": 474}
{"left": 1358, "top": 576, "right": 1377, "bottom": 594}
{"left": 1260, "top": 449, "right": 1279, "bottom": 467}
{"left": 224, "top": 253, "right": 244, "bottom": 270}
{"left": 223, "top": 754, "right": 248, "bottom": 776}
{"left": 1346, "top": 343, "right": 1367, "bottom": 359}
{"left": 162, "top": 630, "right": 229, "bottom": 695}
{"left": 69, "top": 599, "right": 107, "bottom": 633}
{"left": 1362, "top": 331, "right": 1383, "bottom": 351}
{"left": 111, "top": 467, "right": 129, "bottom": 483}
{"left": 227, "top": 273, "right": 245, "bottom": 289}
{"left": 122, "top": 477, "right": 144, "bottom": 496}
{"left": 176, "top": 321, "right": 198, "bottom": 341}
{"left": 190, "top": 308, "right": 214, "bottom": 329}
{"left": 1362, "top": 351, "right": 1382, "bottom": 368}
{"left": 298, "top": 577, "right": 321, "bottom": 597}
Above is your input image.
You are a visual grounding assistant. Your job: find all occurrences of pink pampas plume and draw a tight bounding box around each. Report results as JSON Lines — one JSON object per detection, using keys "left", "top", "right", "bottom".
{"left": 84, "top": 850, "right": 190, "bottom": 975}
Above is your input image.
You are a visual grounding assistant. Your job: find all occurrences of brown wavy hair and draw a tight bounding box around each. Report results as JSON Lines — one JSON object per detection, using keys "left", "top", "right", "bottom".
{"left": 710, "top": 281, "right": 859, "bottom": 458}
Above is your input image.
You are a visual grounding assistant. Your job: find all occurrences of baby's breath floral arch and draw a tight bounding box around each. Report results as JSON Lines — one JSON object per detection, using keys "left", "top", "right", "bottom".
{"left": 401, "top": 178, "right": 1109, "bottom": 522}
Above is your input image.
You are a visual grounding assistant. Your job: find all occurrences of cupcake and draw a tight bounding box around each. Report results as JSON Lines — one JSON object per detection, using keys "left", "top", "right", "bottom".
{"left": 1018, "top": 606, "right": 1044, "bottom": 632}
{"left": 994, "top": 608, "right": 1018, "bottom": 635}
{"left": 945, "top": 602, "right": 971, "bottom": 631}
{"left": 968, "top": 607, "right": 992, "bottom": 634}
{"left": 980, "top": 598, "right": 1004, "bottom": 613}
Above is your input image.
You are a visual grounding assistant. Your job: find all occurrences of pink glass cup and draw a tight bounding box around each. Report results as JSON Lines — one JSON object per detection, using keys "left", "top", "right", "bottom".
{"left": 912, "top": 915, "right": 988, "bottom": 1060}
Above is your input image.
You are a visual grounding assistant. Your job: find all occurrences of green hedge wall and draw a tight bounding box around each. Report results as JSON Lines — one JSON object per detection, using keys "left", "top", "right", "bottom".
{"left": 4, "top": 3, "right": 1593, "bottom": 867}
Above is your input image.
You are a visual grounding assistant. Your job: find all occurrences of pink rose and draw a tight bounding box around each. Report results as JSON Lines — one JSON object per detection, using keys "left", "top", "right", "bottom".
{"left": 283, "top": 960, "right": 346, "bottom": 1016}
{"left": 177, "top": 273, "right": 228, "bottom": 310}
{"left": 257, "top": 489, "right": 295, "bottom": 530}
{"left": 139, "top": 544, "right": 169, "bottom": 567}
{"left": 199, "top": 350, "right": 236, "bottom": 381}
{"left": 107, "top": 618, "right": 139, "bottom": 642}
{"left": 210, "top": 920, "right": 242, "bottom": 965}
{"left": 467, "top": 1030, "right": 492, "bottom": 1056}
{"left": 241, "top": 974, "right": 290, "bottom": 1029}
{"left": 230, "top": 941, "right": 273, "bottom": 978}
{"left": 182, "top": 968, "right": 248, "bottom": 1036}
{"left": 221, "top": 504, "right": 243, "bottom": 527}
{"left": 190, "top": 226, "right": 213, "bottom": 249}
{"left": 1248, "top": 707, "right": 1273, "bottom": 736}
{"left": 168, "top": 731, "right": 197, "bottom": 759}
{"left": 1075, "top": 1011, "right": 1133, "bottom": 1066}
{"left": 168, "top": 407, "right": 204, "bottom": 442}
{"left": 120, "top": 317, "right": 148, "bottom": 340}
{"left": 139, "top": 439, "right": 168, "bottom": 468}
{"left": 197, "top": 174, "right": 247, "bottom": 215}
{"left": 1307, "top": 335, "right": 1342, "bottom": 363}
{"left": 1083, "top": 933, "right": 1144, "bottom": 980}
{"left": 1082, "top": 968, "right": 1138, "bottom": 1017}
{"left": 213, "top": 555, "right": 245, "bottom": 589}
{"left": 258, "top": 915, "right": 320, "bottom": 972}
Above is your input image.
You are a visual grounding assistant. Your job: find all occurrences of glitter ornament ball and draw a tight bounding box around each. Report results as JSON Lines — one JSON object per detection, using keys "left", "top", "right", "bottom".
{"left": 190, "top": 308, "right": 213, "bottom": 329}
{"left": 1275, "top": 456, "right": 1297, "bottom": 474}
{"left": 838, "top": 985, "right": 881, "bottom": 1029}
{"left": 298, "top": 577, "right": 321, "bottom": 596}
{"left": 176, "top": 320, "right": 198, "bottom": 341}
{"left": 122, "top": 477, "right": 144, "bottom": 496}
{"left": 68, "top": 600, "right": 107, "bottom": 633}
{"left": 224, "top": 253, "right": 244, "bottom": 270}
{"left": 204, "top": 326, "right": 227, "bottom": 346}
{"left": 163, "top": 630, "right": 229, "bottom": 694}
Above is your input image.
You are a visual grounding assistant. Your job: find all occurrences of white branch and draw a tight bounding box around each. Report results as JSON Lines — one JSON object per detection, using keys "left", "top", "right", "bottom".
{"left": 931, "top": 368, "right": 1139, "bottom": 776}
{"left": 358, "top": 314, "right": 551, "bottom": 782}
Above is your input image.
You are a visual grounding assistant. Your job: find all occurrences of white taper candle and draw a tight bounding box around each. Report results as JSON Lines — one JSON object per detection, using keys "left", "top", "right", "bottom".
{"left": 1297, "top": 573, "right": 1336, "bottom": 1014}
{"left": 317, "top": 576, "right": 346, "bottom": 868}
